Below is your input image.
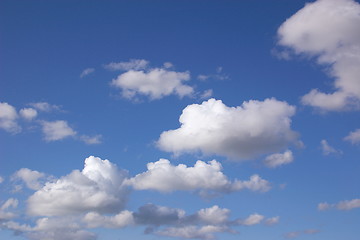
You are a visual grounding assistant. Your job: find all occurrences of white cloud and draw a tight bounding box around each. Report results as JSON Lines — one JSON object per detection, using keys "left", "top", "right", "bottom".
{"left": 80, "top": 134, "right": 102, "bottom": 145}
{"left": 0, "top": 102, "right": 21, "bottom": 134}
{"left": 200, "top": 89, "right": 213, "bottom": 99}
{"left": 104, "top": 59, "right": 149, "bottom": 71}
{"left": 29, "top": 102, "right": 60, "bottom": 112}
{"left": 320, "top": 139, "right": 342, "bottom": 155}
{"left": 156, "top": 225, "right": 232, "bottom": 240}
{"left": 344, "top": 129, "right": 360, "bottom": 144}
{"left": 158, "top": 98, "right": 298, "bottom": 160}
{"left": 19, "top": 108, "right": 38, "bottom": 121}
{"left": 196, "top": 206, "right": 230, "bottom": 225}
{"left": 277, "top": 0, "right": 360, "bottom": 111}
{"left": 285, "top": 229, "right": 320, "bottom": 239}
{"left": 111, "top": 68, "right": 193, "bottom": 100}
{"left": 265, "top": 216, "right": 280, "bottom": 225}
{"left": 318, "top": 198, "right": 360, "bottom": 211}
{"left": 80, "top": 68, "right": 95, "bottom": 78}
{"left": 125, "top": 159, "right": 270, "bottom": 193}
{"left": 0, "top": 198, "right": 18, "bottom": 221}
{"left": 163, "top": 62, "right": 174, "bottom": 69}
{"left": 83, "top": 210, "right": 134, "bottom": 228}
{"left": 264, "top": 150, "right": 293, "bottom": 168}
{"left": 41, "top": 120, "right": 77, "bottom": 141}
{"left": 12, "top": 168, "right": 46, "bottom": 190}
{"left": 238, "top": 213, "right": 264, "bottom": 226}
{"left": 27, "top": 156, "right": 129, "bottom": 216}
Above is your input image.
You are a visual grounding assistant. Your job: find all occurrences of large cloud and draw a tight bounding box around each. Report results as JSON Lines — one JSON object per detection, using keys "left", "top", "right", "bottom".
{"left": 277, "top": 0, "right": 360, "bottom": 111}
{"left": 27, "top": 156, "right": 129, "bottom": 216}
{"left": 125, "top": 159, "right": 270, "bottom": 193}
{"left": 157, "top": 98, "right": 298, "bottom": 160}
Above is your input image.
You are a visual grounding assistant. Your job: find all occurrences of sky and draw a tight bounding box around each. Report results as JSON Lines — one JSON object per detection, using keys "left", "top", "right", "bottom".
{"left": 0, "top": 0, "right": 360, "bottom": 239}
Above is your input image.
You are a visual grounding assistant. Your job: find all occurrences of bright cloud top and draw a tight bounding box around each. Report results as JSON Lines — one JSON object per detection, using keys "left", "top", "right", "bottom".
{"left": 110, "top": 59, "right": 194, "bottom": 100}
{"left": 278, "top": 0, "right": 360, "bottom": 111}
{"left": 27, "top": 156, "right": 129, "bottom": 216}
{"left": 126, "top": 159, "right": 271, "bottom": 193}
{"left": 158, "top": 98, "right": 298, "bottom": 160}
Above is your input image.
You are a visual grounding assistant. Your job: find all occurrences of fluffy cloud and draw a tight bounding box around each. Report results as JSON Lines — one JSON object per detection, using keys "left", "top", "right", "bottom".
{"left": 104, "top": 59, "right": 149, "bottom": 71}
{"left": 158, "top": 98, "right": 298, "bottom": 160}
{"left": 27, "top": 156, "right": 129, "bottom": 216}
{"left": 277, "top": 0, "right": 360, "bottom": 111}
{"left": 320, "top": 139, "right": 342, "bottom": 155}
{"left": 344, "top": 129, "right": 360, "bottom": 144}
{"left": 19, "top": 108, "right": 38, "bottom": 121}
{"left": 12, "top": 168, "right": 46, "bottom": 190}
{"left": 125, "top": 159, "right": 270, "bottom": 193}
{"left": 83, "top": 210, "right": 134, "bottom": 228}
{"left": 263, "top": 150, "right": 293, "bottom": 168}
{"left": 111, "top": 68, "right": 193, "bottom": 100}
{"left": 318, "top": 198, "right": 360, "bottom": 211}
{"left": 41, "top": 120, "right": 77, "bottom": 141}
{"left": 237, "top": 213, "right": 264, "bottom": 226}
{"left": 0, "top": 102, "right": 21, "bottom": 134}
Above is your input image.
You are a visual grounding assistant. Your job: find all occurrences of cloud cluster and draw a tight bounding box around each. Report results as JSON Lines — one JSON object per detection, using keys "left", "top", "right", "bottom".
{"left": 125, "top": 159, "right": 271, "bottom": 193}
{"left": 158, "top": 98, "right": 298, "bottom": 160}
{"left": 318, "top": 198, "right": 360, "bottom": 211}
{"left": 277, "top": 0, "right": 360, "bottom": 111}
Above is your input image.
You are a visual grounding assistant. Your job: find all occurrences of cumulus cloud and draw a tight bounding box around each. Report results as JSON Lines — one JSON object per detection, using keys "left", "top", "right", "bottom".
{"left": 104, "top": 59, "right": 149, "bottom": 71}
{"left": 0, "top": 102, "right": 21, "bottom": 134}
{"left": 19, "top": 108, "right": 38, "bottom": 121}
{"left": 12, "top": 168, "right": 46, "bottom": 190}
{"left": 27, "top": 156, "right": 129, "bottom": 216}
{"left": 125, "top": 159, "right": 270, "bottom": 194}
{"left": 158, "top": 98, "right": 298, "bottom": 160}
{"left": 83, "top": 210, "right": 134, "bottom": 229}
{"left": 111, "top": 68, "right": 193, "bottom": 100}
{"left": 344, "top": 129, "right": 360, "bottom": 144}
{"left": 277, "top": 0, "right": 360, "bottom": 111}
{"left": 41, "top": 120, "right": 77, "bottom": 141}
{"left": 318, "top": 198, "right": 360, "bottom": 211}
{"left": 80, "top": 68, "right": 95, "bottom": 78}
{"left": 320, "top": 139, "right": 342, "bottom": 155}
{"left": 237, "top": 213, "right": 264, "bottom": 226}
{"left": 264, "top": 150, "right": 293, "bottom": 168}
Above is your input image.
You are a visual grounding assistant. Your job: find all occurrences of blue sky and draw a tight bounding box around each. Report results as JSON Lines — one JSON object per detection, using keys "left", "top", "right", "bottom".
{"left": 1, "top": 0, "right": 360, "bottom": 239}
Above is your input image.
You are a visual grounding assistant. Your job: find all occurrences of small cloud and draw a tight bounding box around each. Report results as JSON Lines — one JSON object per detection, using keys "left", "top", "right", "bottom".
{"left": 197, "top": 74, "right": 209, "bottom": 81}
{"left": 264, "top": 150, "right": 293, "bottom": 168}
{"left": 200, "top": 89, "right": 213, "bottom": 99}
{"left": 80, "top": 68, "right": 95, "bottom": 78}
{"left": 344, "top": 129, "right": 360, "bottom": 144}
{"left": 0, "top": 102, "right": 21, "bottom": 134}
{"left": 19, "top": 108, "right": 38, "bottom": 121}
{"left": 318, "top": 198, "right": 360, "bottom": 211}
{"left": 104, "top": 59, "right": 149, "bottom": 71}
{"left": 29, "top": 102, "right": 61, "bottom": 112}
{"left": 41, "top": 120, "right": 77, "bottom": 142}
{"left": 265, "top": 216, "right": 280, "bottom": 226}
{"left": 163, "top": 62, "right": 173, "bottom": 69}
{"left": 80, "top": 134, "right": 102, "bottom": 145}
{"left": 320, "top": 139, "right": 342, "bottom": 155}
{"left": 284, "top": 229, "right": 319, "bottom": 239}
{"left": 0, "top": 176, "right": 4, "bottom": 184}
{"left": 11, "top": 168, "right": 46, "bottom": 190}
